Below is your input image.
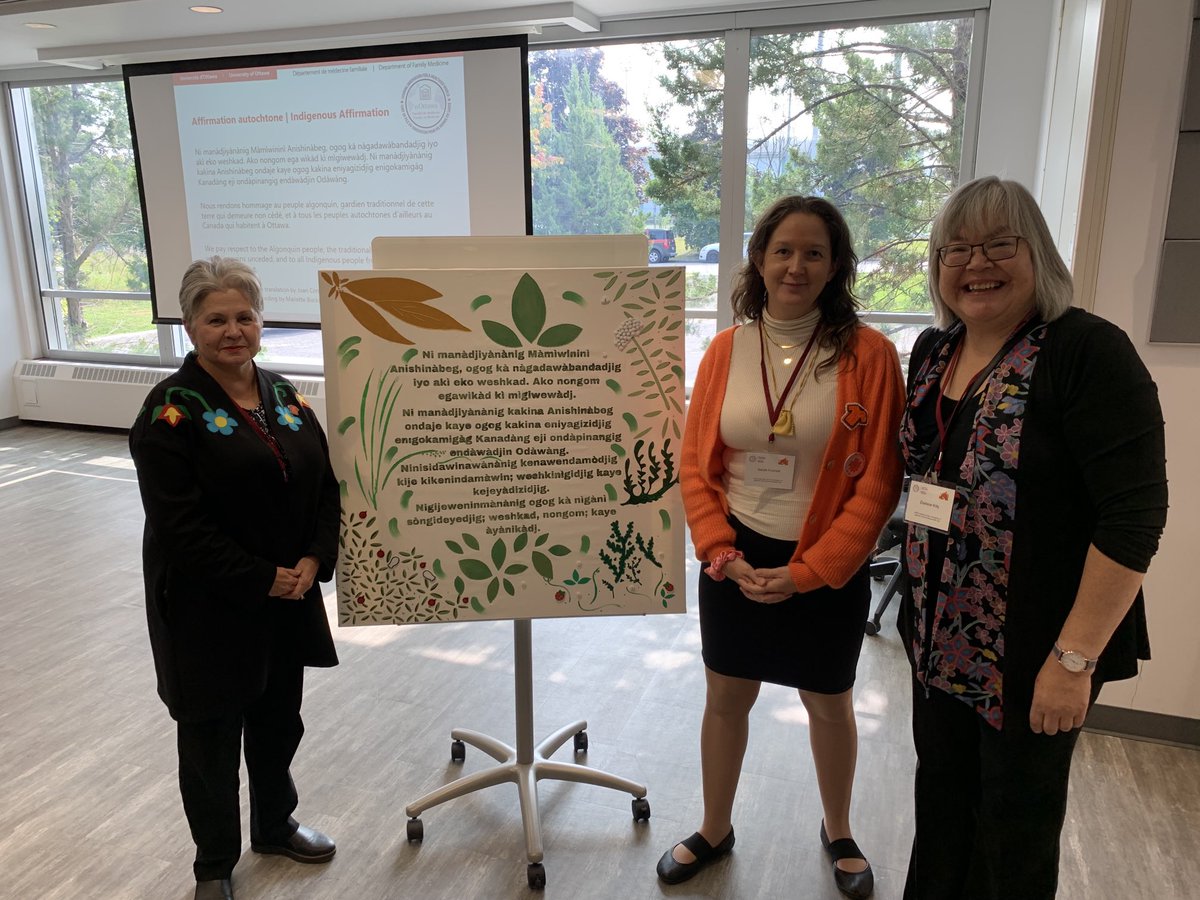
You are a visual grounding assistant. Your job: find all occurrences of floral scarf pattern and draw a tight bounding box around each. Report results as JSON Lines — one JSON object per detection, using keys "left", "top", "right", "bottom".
{"left": 900, "top": 321, "right": 1047, "bottom": 729}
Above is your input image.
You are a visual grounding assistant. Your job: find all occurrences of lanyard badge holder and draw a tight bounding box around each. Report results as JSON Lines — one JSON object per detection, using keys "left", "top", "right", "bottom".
{"left": 903, "top": 314, "right": 1039, "bottom": 534}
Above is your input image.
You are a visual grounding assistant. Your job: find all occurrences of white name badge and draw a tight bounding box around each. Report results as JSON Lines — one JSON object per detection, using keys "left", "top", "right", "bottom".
{"left": 904, "top": 478, "right": 957, "bottom": 533}
{"left": 745, "top": 452, "right": 797, "bottom": 489}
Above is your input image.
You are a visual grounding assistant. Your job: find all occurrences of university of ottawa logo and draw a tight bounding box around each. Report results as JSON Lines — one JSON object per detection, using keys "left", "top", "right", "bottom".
{"left": 841, "top": 402, "right": 869, "bottom": 430}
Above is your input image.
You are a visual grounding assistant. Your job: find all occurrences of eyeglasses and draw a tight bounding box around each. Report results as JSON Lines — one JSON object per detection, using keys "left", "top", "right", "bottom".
{"left": 936, "top": 235, "right": 1023, "bottom": 267}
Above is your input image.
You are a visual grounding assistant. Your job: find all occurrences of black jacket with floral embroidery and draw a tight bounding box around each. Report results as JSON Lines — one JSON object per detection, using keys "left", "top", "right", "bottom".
{"left": 129, "top": 353, "right": 339, "bottom": 722}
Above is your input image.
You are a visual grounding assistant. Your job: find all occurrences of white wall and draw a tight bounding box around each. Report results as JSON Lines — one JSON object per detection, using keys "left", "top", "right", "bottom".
{"left": 1083, "top": 0, "right": 1200, "bottom": 720}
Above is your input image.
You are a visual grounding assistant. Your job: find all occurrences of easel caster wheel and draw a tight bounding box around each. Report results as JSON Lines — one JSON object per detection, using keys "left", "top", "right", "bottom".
{"left": 632, "top": 797, "right": 651, "bottom": 821}
{"left": 864, "top": 621, "right": 880, "bottom": 636}
{"left": 450, "top": 739, "right": 466, "bottom": 763}
{"left": 406, "top": 818, "right": 424, "bottom": 842}
{"left": 573, "top": 730, "right": 588, "bottom": 753}
{"left": 527, "top": 862, "right": 546, "bottom": 889}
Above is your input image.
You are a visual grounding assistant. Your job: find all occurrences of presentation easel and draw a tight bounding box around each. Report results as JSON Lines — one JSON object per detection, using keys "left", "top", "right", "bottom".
{"left": 403, "top": 618, "right": 650, "bottom": 890}
{"left": 323, "top": 239, "right": 685, "bottom": 890}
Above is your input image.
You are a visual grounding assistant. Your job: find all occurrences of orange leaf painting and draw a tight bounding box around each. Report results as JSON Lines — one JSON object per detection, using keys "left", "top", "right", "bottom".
{"left": 339, "top": 292, "right": 414, "bottom": 345}
{"left": 342, "top": 277, "right": 443, "bottom": 303}
{"left": 374, "top": 300, "right": 470, "bottom": 331}
{"left": 327, "top": 274, "right": 469, "bottom": 344}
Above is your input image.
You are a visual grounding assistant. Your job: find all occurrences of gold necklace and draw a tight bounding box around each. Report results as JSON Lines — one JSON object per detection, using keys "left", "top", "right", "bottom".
{"left": 762, "top": 325, "right": 802, "bottom": 352}
{"left": 763, "top": 334, "right": 818, "bottom": 437}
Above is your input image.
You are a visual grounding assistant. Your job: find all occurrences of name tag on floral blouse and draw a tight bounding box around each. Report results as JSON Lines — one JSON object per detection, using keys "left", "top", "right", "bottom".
{"left": 745, "top": 452, "right": 797, "bottom": 489}
{"left": 904, "top": 478, "right": 956, "bottom": 533}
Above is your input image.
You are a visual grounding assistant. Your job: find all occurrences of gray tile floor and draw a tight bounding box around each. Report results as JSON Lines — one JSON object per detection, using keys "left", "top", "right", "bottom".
{"left": 0, "top": 424, "right": 1196, "bottom": 899}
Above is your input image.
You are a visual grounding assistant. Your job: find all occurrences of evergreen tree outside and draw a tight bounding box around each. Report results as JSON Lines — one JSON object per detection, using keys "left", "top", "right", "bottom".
{"left": 531, "top": 65, "right": 642, "bottom": 236}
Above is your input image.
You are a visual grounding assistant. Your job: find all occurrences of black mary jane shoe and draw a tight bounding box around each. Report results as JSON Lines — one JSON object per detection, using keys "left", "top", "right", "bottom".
{"left": 194, "top": 878, "right": 234, "bottom": 900}
{"left": 251, "top": 823, "right": 336, "bottom": 864}
{"left": 656, "top": 828, "right": 735, "bottom": 885}
{"left": 820, "top": 821, "right": 874, "bottom": 900}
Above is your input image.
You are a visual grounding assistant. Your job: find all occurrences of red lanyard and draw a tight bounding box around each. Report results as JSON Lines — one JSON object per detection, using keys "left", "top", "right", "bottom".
{"left": 759, "top": 321, "right": 822, "bottom": 443}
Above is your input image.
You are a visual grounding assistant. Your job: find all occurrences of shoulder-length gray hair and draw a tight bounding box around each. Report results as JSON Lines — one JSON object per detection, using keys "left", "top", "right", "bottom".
{"left": 927, "top": 176, "right": 1074, "bottom": 330}
{"left": 178, "top": 256, "right": 264, "bottom": 326}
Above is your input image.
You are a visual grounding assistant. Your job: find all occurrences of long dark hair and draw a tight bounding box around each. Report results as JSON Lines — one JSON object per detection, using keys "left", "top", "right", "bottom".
{"left": 730, "top": 195, "right": 861, "bottom": 373}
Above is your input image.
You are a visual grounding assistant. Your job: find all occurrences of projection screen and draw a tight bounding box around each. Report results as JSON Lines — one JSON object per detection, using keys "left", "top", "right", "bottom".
{"left": 125, "top": 35, "right": 531, "bottom": 325}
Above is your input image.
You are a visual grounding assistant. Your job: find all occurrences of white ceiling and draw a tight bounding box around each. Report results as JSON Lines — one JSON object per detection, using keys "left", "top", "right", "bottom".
{"left": 0, "top": 0, "right": 787, "bottom": 72}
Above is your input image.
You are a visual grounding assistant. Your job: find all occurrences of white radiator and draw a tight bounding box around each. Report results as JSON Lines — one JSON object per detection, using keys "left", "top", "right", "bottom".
{"left": 14, "top": 360, "right": 328, "bottom": 430}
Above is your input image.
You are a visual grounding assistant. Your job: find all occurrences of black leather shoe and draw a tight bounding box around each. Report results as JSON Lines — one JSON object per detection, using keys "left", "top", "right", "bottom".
{"left": 820, "top": 821, "right": 874, "bottom": 899}
{"left": 251, "top": 824, "right": 336, "bottom": 864}
{"left": 655, "top": 828, "right": 735, "bottom": 885}
{"left": 194, "top": 878, "right": 234, "bottom": 900}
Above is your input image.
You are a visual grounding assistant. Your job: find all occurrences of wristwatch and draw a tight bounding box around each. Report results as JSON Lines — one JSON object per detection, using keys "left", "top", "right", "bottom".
{"left": 1053, "top": 642, "right": 1098, "bottom": 674}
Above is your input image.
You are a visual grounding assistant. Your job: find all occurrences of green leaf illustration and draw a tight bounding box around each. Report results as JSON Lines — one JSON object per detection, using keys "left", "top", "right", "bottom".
{"left": 532, "top": 551, "right": 553, "bottom": 580}
{"left": 605, "top": 484, "right": 617, "bottom": 501}
{"left": 514, "top": 531, "right": 529, "bottom": 552}
{"left": 400, "top": 491, "right": 413, "bottom": 508}
{"left": 623, "top": 412, "right": 638, "bottom": 430}
{"left": 505, "top": 563, "right": 528, "bottom": 575}
{"left": 482, "top": 320, "right": 522, "bottom": 348}
{"left": 605, "top": 379, "right": 622, "bottom": 394}
{"left": 487, "top": 579, "right": 500, "bottom": 603}
{"left": 491, "top": 539, "right": 507, "bottom": 570}
{"left": 502, "top": 578, "right": 515, "bottom": 596}
{"left": 337, "top": 416, "right": 356, "bottom": 435}
{"left": 537, "top": 324, "right": 583, "bottom": 347}
{"left": 446, "top": 540, "right": 463, "bottom": 554}
{"left": 338, "top": 349, "right": 359, "bottom": 369}
{"left": 460, "top": 559, "right": 491, "bottom": 580}
{"left": 512, "top": 273, "right": 547, "bottom": 343}
{"left": 337, "top": 335, "right": 362, "bottom": 354}
{"left": 389, "top": 517, "right": 400, "bottom": 538}
{"left": 471, "top": 598, "right": 485, "bottom": 614}
{"left": 470, "top": 294, "right": 493, "bottom": 310}
{"left": 660, "top": 509, "right": 672, "bottom": 530}
{"left": 463, "top": 533, "right": 480, "bottom": 551}
{"left": 580, "top": 536, "right": 590, "bottom": 553}
{"left": 402, "top": 348, "right": 419, "bottom": 363}
{"left": 433, "top": 559, "right": 445, "bottom": 578}
{"left": 562, "top": 291, "right": 584, "bottom": 305}
{"left": 548, "top": 544, "right": 570, "bottom": 557}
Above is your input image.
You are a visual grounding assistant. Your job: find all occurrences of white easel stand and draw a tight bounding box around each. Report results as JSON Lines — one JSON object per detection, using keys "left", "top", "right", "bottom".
{"left": 404, "top": 618, "right": 651, "bottom": 889}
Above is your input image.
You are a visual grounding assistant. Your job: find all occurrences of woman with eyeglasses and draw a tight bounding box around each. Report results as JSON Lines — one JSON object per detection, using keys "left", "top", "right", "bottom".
{"left": 898, "top": 176, "right": 1167, "bottom": 899}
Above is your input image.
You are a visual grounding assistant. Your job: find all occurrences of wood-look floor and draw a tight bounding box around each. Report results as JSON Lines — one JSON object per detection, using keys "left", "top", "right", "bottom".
{"left": 1, "top": 424, "right": 1196, "bottom": 900}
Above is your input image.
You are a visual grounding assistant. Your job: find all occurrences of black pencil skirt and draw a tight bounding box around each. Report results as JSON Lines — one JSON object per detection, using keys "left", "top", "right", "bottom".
{"left": 698, "top": 516, "right": 870, "bottom": 692}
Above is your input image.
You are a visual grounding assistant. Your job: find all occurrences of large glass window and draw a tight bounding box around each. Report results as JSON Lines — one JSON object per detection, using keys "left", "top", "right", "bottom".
{"left": 11, "top": 80, "right": 160, "bottom": 359}
{"left": 529, "top": 40, "right": 723, "bottom": 387}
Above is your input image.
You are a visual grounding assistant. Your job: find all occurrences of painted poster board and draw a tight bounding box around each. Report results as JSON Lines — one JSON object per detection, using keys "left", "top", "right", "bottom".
{"left": 320, "top": 250, "right": 686, "bottom": 626}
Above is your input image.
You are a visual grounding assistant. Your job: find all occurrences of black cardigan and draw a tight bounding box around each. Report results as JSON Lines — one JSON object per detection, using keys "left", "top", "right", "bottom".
{"left": 129, "top": 354, "right": 340, "bottom": 722}
{"left": 902, "top": 308, "right": 1167, "bottom": 717}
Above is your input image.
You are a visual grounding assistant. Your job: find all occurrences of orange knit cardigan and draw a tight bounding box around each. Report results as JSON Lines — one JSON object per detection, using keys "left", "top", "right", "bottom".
{"left": 682, "top": 323, "right": 905, "bottom": 593}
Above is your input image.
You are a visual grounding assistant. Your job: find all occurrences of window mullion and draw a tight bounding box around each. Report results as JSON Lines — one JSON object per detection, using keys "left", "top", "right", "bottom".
{"left": 718, "top": 28, "right": 751, "bottom": 331}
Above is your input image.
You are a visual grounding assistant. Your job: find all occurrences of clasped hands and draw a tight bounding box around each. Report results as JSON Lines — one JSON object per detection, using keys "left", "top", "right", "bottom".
{"left": 721, "top": 557, "right": 798, "bottom": 604}
{"left": 269, "top": 555, "right": 320, "bottom": 600}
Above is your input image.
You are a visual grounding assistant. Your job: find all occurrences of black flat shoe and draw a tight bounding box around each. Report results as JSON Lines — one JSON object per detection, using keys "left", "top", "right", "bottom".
{"left": 251, "top": 823, "right": 336, "bottom": 864}
{"left": 820, "top": 820, "right": 874, "bottom": 900}
{"left": 194, "top": 878, "right": 233, "bottom": 900}
{"left": 655, "top": 828, "right": 735, "bottom": 884}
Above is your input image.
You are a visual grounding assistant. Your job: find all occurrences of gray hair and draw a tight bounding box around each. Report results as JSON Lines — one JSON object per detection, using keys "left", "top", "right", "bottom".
{"left": 927, "top": 176, "right": 1074, "bottom": 329}
{"left": 178, "top": 256, "right": 264, "bottom": 326}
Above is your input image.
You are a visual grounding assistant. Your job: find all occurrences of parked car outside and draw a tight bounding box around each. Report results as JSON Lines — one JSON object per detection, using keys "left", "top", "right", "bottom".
{"left": 698, "top": 232, "right": 751, "bottom": 263}
{"left": 644, "top": 228, "right": 676, "bottom": 263}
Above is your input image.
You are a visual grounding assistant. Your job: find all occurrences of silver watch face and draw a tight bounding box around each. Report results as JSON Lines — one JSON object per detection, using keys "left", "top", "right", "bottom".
{"left": 1058, "top": 650, "right": 1088, "bottom": 673}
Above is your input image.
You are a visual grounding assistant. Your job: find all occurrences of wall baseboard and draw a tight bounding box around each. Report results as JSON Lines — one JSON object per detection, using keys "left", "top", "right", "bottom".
{"left": 1086, "top": 704, "right": 1200, "bottom": 748}
{"left": 0, "top": 415, "right": 19, "bottom": 431}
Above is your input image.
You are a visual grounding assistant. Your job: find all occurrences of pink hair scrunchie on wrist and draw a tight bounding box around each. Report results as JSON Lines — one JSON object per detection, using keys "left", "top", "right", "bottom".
{"left": 706, "top": 549, "right": 745, "bottom": 582}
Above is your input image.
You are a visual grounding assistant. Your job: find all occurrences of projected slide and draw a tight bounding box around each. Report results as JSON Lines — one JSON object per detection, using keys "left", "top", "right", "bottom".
{"left": 126, "top": 38, "right": 529, "bottom": 324}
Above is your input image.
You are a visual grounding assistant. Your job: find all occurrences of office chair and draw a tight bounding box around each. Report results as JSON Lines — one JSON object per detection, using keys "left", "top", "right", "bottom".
{"left": 865, "top": 486, "right": 908, "bottom": 636}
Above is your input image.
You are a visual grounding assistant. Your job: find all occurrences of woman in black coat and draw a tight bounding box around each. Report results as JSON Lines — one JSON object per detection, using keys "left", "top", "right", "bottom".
{"left": 898, "top": 177, "right": 1167, "bottom": 899}
{"left": 129, "top": 257, "right": 340, "bottom": 900}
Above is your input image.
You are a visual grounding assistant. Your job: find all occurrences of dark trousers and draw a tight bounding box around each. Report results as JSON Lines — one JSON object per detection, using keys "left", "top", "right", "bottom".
{"left": 177, "top": 663, "right": 305, "bottom": 881}
{"left": 903, "top": 678, "right": 1099, "bottom": 900}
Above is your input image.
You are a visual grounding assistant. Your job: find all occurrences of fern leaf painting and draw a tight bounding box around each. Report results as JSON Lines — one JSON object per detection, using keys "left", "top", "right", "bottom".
{"left": 323, "top": 271, "right": 470, "bottom": 344}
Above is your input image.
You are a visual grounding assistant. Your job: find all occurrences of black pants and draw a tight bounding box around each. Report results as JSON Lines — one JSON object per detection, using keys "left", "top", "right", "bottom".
{"left": 904, "top": 678, "right": 1099, "bottom": 900}
{"left": 177, "top": 662, "right": 305, "bottom": 881}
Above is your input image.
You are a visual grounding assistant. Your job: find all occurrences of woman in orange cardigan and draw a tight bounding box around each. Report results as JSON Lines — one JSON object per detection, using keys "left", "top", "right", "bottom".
{"left": 657, "top": 196, "right": 904, "bottom": 899}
